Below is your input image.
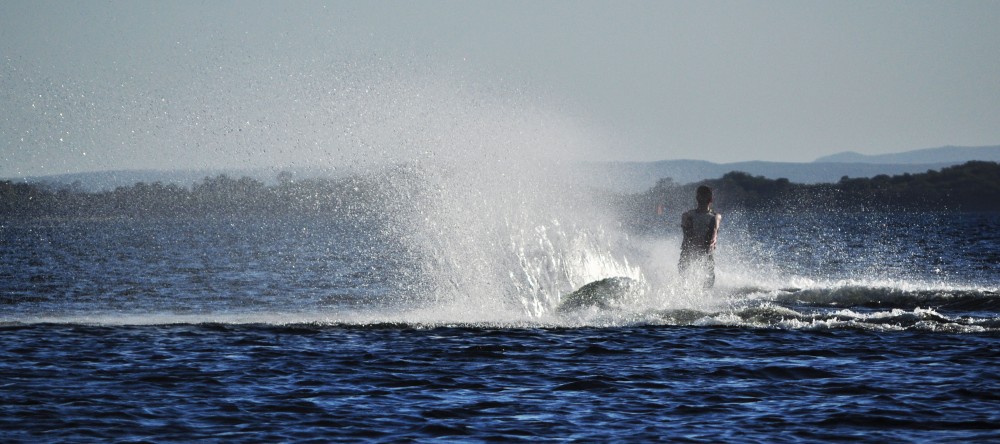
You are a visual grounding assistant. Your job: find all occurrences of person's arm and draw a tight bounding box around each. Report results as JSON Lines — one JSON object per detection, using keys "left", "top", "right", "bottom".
{"left": 706, "top": 213, "right": 721, "bottom": 252}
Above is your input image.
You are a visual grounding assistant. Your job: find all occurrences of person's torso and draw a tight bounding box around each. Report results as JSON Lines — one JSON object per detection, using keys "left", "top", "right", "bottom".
{"left": 683, "top": 209, "right": 717, "bottom": 249}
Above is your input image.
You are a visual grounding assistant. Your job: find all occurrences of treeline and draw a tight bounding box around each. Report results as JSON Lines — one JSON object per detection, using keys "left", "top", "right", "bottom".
{"left": 3, "top": 161, "right": 998, "bottom": 221}
{"left": 620, "top": 160, "right": 1000, "bottom": 229}
{"left": 0, "top": 173, "right": 389, "bottom": 219}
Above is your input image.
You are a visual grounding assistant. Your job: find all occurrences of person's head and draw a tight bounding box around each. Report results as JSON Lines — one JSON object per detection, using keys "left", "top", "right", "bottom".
{"left": 696, "top": 185, "right": 713, "bottom": 206}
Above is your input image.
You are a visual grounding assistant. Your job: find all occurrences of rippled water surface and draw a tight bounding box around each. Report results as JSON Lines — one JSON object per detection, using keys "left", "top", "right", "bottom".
{"left": 2, "top": 212, "right": 999, "bottom": 442}
{"left": 3, "top": 324, "right": 998, "bottom": 442}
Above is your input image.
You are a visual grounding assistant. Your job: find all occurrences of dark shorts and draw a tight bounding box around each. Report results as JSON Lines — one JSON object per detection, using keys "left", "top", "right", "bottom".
{"left": 678, "top": 250, "right": 715, "bottom": 288}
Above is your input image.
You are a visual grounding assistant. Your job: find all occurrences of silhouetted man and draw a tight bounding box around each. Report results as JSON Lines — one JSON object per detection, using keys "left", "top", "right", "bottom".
{"left": 679, "top": 185, "right": 721, "bottom": 288}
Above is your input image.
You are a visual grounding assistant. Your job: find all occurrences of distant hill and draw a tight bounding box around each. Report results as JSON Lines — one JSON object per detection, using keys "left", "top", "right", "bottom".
{"left": 17, "top": 169, "right": 225, "bottom": 192}
{"left": 9, "top": 160, "right": 974, "bottom": 194}
{"left": 7, "top": 161, "right": 997, "bottom": 222}
{"left": 620, "top": 161, "right": 1000, "bottom": 225}
{"left": 8, "top": 144, "right": 998, "bottom": 193}
{"left": 815, "top": 145, "right": 1000, "bottom": 164}
{"left": 11, "top": 167, "right": 352, "bottom": 192}
{"left": 581, "top": 145, "right": 1000, "bottom": 192}
{"left": 574, "top": 159, "right": 958, "bottom": 193}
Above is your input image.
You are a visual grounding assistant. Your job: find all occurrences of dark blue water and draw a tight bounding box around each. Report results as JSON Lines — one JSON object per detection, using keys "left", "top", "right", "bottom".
{"left": 2, "top": 324, "right": 997, "bottom": 442}
{"left": 2, "top": 212, "right": 999, "bottom": 442}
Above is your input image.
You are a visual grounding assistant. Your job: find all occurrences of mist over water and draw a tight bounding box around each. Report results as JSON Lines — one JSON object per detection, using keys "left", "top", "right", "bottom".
{"left": 339, "top": 72, "right": 644, "bottom": 322}
{"left": 237, "top": 63, "right": 632, "bottom": 321}
{"left": 6, "top": 55, "right": 656, "bottom": 324}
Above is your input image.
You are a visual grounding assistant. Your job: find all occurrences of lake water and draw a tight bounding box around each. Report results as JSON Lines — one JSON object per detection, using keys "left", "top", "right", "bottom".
{"left": 2, "top": 210, "right": 998, "bottom": 442}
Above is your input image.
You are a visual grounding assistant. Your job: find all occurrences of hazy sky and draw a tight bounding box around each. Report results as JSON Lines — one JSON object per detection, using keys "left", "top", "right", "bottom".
{"left": 3, "top": 0, "right": 999, "bottom": 177}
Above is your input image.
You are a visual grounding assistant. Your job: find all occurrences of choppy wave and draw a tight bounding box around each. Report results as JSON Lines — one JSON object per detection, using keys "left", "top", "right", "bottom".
{"left": 3, "top": 283, "right": 998, "bottom": 333}
{"left": 769, "top": 285, "right": 1000, "bottom": 312}
{"left": 678, "top": 283, "right": 1000, "bottom": 333}
{"left": 690, "top": 304, "right": 999, "bottom": 333}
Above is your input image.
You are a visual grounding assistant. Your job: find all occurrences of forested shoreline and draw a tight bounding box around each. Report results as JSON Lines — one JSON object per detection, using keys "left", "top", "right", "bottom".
{"left": 624, "top": 160, "right": 1000, "bottom": 216}
{"left": 2, "top": 161, "right": 998, "bottom": 221}
{"left": 0, "top": 173, "right": 388, "bottom": 219}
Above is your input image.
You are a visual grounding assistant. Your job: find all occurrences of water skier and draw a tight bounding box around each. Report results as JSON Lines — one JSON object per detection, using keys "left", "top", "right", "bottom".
{"left": 679, "top": 185, "right": 721, "bottom": 288}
